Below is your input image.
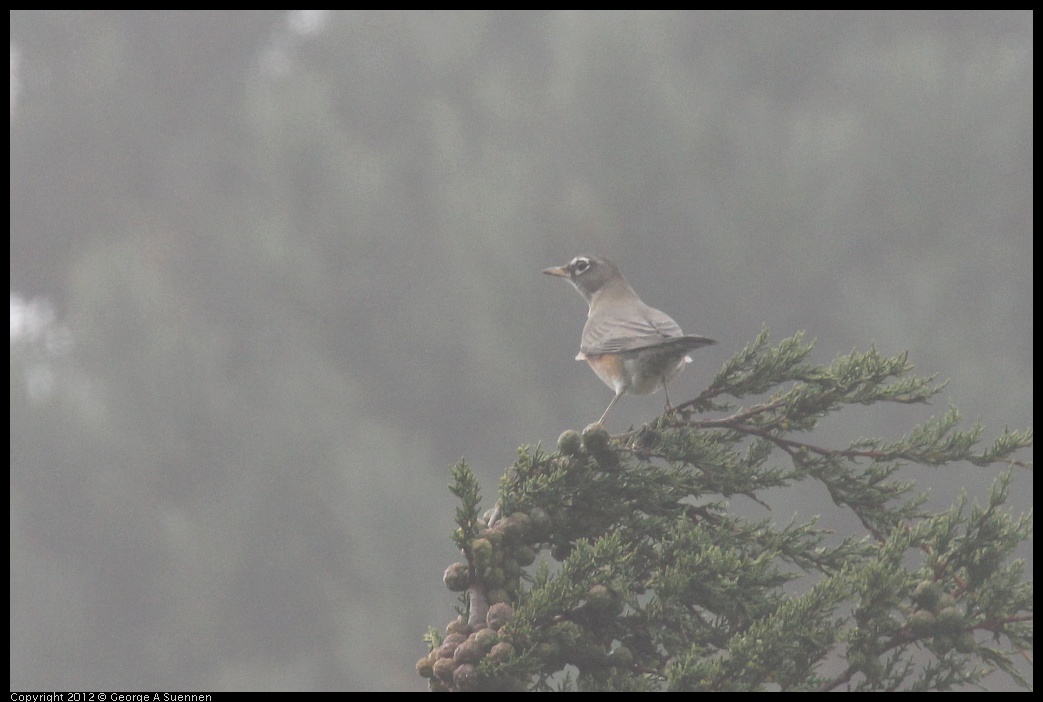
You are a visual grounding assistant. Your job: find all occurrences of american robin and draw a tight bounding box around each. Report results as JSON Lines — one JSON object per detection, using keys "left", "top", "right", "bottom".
{"left": 544, "top": 255, "right": 716, "bottom": 425}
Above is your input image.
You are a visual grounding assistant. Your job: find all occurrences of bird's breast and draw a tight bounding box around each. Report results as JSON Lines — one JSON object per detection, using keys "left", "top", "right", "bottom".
{"left": 580, "top": 346, "right": 690, "bottom": 396}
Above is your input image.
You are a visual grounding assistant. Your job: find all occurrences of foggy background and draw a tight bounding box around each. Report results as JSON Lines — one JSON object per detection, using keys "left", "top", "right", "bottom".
{"left": 10, "top": 11, "right": 1032, "bottom": 691}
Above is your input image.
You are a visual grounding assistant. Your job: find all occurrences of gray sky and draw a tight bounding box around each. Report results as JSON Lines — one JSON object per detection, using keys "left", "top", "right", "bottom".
{"left": 10, "top": 11, "right": 1032, "bottom": 691}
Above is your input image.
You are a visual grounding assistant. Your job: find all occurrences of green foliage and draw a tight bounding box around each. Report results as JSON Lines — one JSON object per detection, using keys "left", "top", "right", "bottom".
{"left": 450, "top": 460, "right": 483, "bottom": 550}
{"left": 425, "top": 332, "right": 1031, "bottom": 691}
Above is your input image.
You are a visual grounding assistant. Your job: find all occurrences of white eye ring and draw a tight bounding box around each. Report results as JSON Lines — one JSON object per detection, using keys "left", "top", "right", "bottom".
{"left": 573, "top": 257, "right": 590, "bottom": 273}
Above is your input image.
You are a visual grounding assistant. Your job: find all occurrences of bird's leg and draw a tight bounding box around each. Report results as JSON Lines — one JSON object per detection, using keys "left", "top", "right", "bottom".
{"left": 662, "top": 380, "right": 674, "bottom": 413}
{"left": 598, "top": 391, "right": 624, "bottom": 425}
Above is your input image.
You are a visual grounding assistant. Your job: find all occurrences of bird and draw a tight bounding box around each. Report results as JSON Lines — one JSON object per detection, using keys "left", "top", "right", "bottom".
{"left": 544, "top": 255, "right": 716, "bottom": 425}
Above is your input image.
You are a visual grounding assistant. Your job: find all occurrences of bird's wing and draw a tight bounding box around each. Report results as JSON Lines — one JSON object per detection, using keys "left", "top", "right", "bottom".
{"left": 581, "top": 304, "right": 714, "bottom": 355}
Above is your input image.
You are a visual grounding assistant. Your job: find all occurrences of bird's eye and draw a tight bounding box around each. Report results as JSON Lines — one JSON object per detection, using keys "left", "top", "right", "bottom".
{"left": 573, "top": 258, "right": 590, "bottom": 273}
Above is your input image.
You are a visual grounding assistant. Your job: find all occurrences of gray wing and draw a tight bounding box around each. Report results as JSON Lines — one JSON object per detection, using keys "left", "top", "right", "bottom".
{"left": 581, "top": 303, "right": 714, "bottom": 355}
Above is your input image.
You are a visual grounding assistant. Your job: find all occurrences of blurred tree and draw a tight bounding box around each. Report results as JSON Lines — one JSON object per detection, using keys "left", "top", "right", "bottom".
{"left": 422, "top": 332, "right": 1032, "bottom": 691}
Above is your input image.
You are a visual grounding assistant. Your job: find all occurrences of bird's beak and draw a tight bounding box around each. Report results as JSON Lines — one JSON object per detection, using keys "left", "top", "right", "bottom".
{"left": 543, "top": 265, "right": 569, "bottom": 278}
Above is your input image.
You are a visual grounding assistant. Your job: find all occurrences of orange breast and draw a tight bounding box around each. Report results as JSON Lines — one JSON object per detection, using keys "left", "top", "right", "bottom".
{"left": 581, "top": 353, "right": 627, "bottom": 394}
{"left": 580, "top": 345, "right": 692, "bottom": 397}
